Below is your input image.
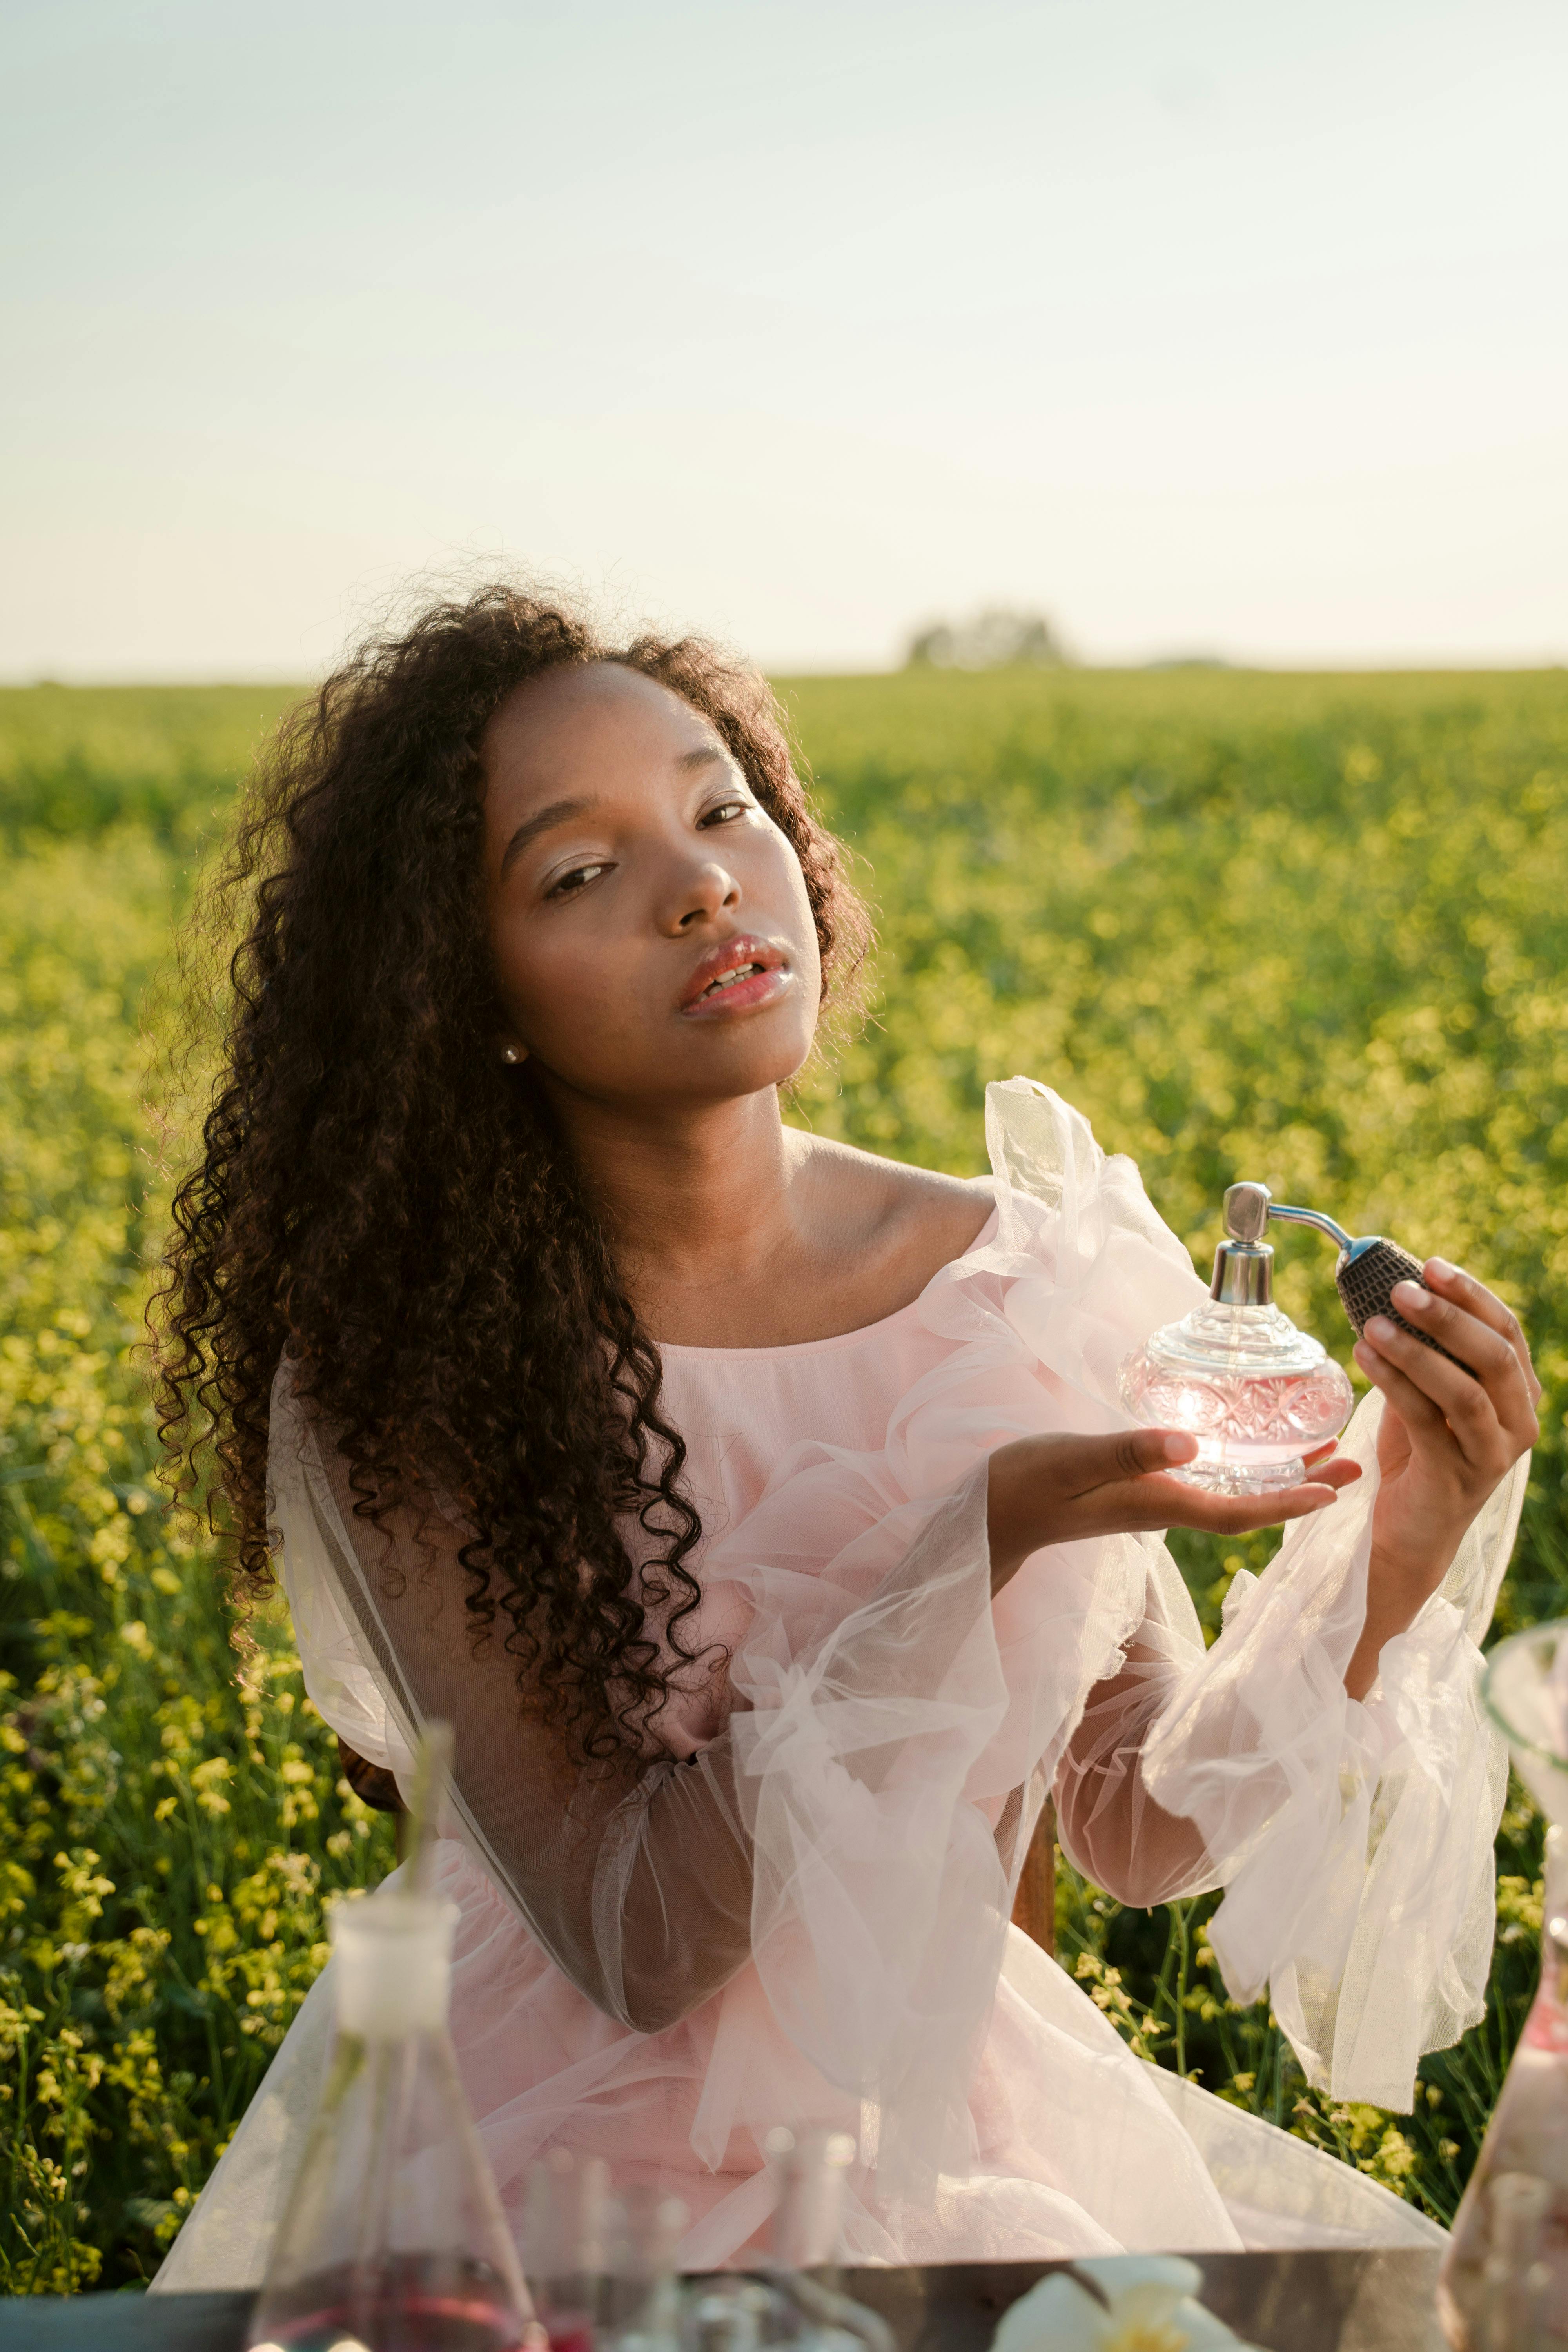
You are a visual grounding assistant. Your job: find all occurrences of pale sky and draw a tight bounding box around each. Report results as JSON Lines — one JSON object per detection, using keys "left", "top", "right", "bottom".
{"left": 4, "top": 0, "right": 1565, "bottom": 679}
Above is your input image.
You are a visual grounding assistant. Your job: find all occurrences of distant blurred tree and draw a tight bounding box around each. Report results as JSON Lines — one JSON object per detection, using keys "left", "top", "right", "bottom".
{"left": 905, "top": 606, "right": 1071, "bottom": 669}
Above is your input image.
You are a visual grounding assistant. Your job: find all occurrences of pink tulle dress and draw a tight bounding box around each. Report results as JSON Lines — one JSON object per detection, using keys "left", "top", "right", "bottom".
{"left": 156, "top": 1082, "right": 1526, "bottom": 2290}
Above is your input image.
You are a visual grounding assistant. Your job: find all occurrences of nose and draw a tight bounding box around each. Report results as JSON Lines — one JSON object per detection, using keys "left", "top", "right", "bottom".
{"left": 657, "top": 853, "right": 740, "bottom": 935}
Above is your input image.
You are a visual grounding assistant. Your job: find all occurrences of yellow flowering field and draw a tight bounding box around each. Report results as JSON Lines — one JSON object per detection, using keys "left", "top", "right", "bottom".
{"left": 1, "top": 668, "right": 1565, "bottom": 2285}
{"left": 0, "top": 705, "right": 396, "bottom": 2290}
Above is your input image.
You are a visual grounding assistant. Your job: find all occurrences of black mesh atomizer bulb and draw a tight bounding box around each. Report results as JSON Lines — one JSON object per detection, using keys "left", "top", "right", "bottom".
{"left": 1221, "top": 1183, "right": 1478, "bottom": 1379}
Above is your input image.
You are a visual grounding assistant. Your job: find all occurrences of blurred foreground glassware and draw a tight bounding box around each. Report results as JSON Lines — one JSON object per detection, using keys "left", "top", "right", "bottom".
{"left": 520, "top": 2149, "right": 614, "bottom": 2352}
{"left": 247, "top": 1726, "right": 537, "bottom": 2352}
{"left": 679, "top": 2129, "right": 892, "bottom": 2352}
{"left": 601, "top": 2185, "right": 689, "bottom": 2352}
{"left": 1439, "top": 1624, "right": 1568, "bottom": 2350}
{"left": 1119, "top": 1183, "right": 1353, "bottom": 1495}
{"left": 523, "top": 2153, "right": 692, "bottom": 2352}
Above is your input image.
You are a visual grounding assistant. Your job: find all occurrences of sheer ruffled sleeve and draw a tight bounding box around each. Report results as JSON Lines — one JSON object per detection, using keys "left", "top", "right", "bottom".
{"left": 978, "top": 1077, "right": 1525, "bottom": 2112}
{"left": 1043, "top": 1403, "right": 1525, "bottom": 2107}
{"left": 266, "top": 1367, "right": 1014, "bottom": 2188}
{"left": 268, "top": 1368, "right": 754, "bottom": 2036}
{"left": 1137, "top": 1390, "right": 1525, "bottom": 2108}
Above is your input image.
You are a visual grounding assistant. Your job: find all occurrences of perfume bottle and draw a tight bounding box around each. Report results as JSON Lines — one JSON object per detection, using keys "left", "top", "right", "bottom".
{"left": 1119, "top": 1182, "right": 1354, "bottom": 1494}
{"left": 248, "top": 1726, "right": 536, "bottom": 2352}
{"left": 1439, "top": 1623, "right": 1568, "bottom": 2350}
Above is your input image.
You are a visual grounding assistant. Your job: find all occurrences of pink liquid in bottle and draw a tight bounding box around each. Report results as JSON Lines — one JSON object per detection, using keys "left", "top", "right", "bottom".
{"left": 252, "top": 2255, "right": 536, "bottom": 2352}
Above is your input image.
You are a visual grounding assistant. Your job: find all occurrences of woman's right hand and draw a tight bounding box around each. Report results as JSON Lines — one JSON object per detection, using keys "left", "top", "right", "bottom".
{"left": 985, "top": 1428, "right": 1360, "bottom": 1594}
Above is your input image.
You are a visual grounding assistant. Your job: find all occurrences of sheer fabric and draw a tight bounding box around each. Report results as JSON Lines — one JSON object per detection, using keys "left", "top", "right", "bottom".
{"left": 156, "top": 1078, "right": 1522, "bottom": 2289}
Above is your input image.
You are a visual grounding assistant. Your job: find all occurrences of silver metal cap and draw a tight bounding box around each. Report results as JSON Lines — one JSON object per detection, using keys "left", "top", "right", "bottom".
{"left": 1223, "top": 1181, "right": 1273, "bottom": 1243}
{"left": 1211, "top": 1183, "right": 1276, "bottom": 1301}
{"left": 1210, "top": 1238, "right": 1274, "bottom": 1305}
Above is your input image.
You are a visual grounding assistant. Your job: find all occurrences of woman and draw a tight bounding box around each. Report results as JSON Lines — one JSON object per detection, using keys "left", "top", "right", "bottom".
{"left": 153, "top": 587, "right": 1538, "bottom": 2286}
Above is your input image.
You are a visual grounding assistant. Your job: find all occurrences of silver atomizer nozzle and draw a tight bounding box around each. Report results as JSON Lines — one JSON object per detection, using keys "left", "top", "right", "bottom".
{"left": 1220, "top": 1181, "right": 1476, "bottom": 1376}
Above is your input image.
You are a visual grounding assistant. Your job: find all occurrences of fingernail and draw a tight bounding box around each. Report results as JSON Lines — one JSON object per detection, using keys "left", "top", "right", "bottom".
{"left": 1365, "top": 1317, "right": 1395, "bottom": 1343}
{"left": 1426, "top": 1258, "right": 1457, "bottom": 1282}
{"left": 1162, "top": 1434, "right": 1194, "bottom": 1461}
{"left": 1392, "top": 1282, "right": 1432, "bottom": 1312}
{"left": 1353, "top": 1341, "right": 1375, "bottom": 1371}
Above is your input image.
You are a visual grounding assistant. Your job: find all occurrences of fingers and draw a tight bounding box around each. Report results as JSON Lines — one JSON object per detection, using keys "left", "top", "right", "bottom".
{"left": 1421, "top": 1258, "right": 1543, "bottom": 1406}
{"left": 1199, "top": 1479, "right": 1347, "bottom": 1534}
{"left": 1364, "top": 1309, "right": 1505, "bottom": 1470}
{"left": 1118, "top": 1464, "right": 1358, "bottom": 1537}
{"left": 1353, "top": 1330, "right": 1452, "bottom": 1442}
{"left": 1060, "top": 1426, "right": 1198, "bottom": 1495}
{"left": 1392, "top": 1274, "right": 1528, "bottom": 1405}
{"left": 1361, "top": 1279, "right": 1538, "bottom": 1468}
{"left": 987, "top": 1430, "right": 1203, "bottom": 1579}
{"left": 1025, "top": 1425, "right": 1357, "bottom": 1542}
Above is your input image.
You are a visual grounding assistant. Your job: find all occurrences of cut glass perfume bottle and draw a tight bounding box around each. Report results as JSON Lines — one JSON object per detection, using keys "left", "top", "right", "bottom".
{"left": 1439, "top": 1622, "right": 1568, "bottom": 2350}
{"left": 1119, "top": 1182, "right": 1353, "bottom": 1495}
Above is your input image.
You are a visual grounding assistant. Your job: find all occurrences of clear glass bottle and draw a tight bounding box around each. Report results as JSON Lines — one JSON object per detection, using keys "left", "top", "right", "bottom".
{"left": 1119, "top": 1182, "right": 1353, "bottom": 1494}
{"left": 678, "top": 2130, "right": 891, "bottom": 2352}
{"left": 523, "top": 2150, "right": 611, "bottom": 2352}
{"left": 1440, "top": 1623, "right": 1568, "bottom": 2350}
{"left": 247, "top": 1894, "right": 535, "bottom": 2352}
{"left": 601, "top": 2185, "right": 689, "bottom": 2352}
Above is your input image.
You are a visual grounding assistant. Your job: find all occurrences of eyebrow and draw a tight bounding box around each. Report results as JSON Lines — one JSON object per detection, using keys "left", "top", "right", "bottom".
{"left": 496, "top": 750, "right": 733, "bottom": 878}
{"left": 498, "top": 795, "right": 595, "bottom": 879}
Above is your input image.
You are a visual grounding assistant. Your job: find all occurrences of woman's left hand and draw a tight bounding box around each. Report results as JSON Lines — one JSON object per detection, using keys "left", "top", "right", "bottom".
{"left": 1346, "top": 1259, "right": 1541, "bottom": 1697}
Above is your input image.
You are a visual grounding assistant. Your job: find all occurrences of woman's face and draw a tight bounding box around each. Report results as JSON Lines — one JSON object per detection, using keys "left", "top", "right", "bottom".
{"left": 480, "top": 661, "right": 823, "bottom": 1116}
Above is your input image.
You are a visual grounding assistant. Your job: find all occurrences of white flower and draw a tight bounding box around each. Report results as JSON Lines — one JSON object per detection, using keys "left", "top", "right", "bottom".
{"left": 991, "top": 2257, "right": 1263, "bottom": 2352}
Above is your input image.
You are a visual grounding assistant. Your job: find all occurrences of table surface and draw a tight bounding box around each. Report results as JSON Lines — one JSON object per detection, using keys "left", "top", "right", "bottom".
{"left": 0, "top": 2252, "right": 1448, "bottom": 2352}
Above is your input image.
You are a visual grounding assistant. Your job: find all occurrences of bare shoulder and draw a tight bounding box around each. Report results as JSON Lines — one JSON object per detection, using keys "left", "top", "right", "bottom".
{"left": 788, "top": 1131, "right": 995, "bottom": 1287}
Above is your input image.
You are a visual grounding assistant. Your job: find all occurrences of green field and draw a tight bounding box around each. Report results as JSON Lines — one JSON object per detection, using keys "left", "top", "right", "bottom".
{"left": 2, "top": 669, "right": 1566, "bottom": 2287}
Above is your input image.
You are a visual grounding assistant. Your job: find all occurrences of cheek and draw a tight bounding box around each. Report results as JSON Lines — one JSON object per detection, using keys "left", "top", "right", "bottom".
{"left": 490, "top": 906, "right": 642, "bottom": 1063}
{"left": 762, "top": 836, "right": 824, "bottom": 991}
{"left": 793, "top": 894, "right": 826, "bottom": 1021}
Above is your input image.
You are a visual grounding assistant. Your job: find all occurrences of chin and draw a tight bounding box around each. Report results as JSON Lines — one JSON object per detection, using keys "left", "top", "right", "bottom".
{"left": 688, "top": 1021, "right": 818, "bottom": 1101}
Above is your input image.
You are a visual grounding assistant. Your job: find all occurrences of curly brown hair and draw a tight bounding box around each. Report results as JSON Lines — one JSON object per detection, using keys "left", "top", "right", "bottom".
{"left": 152, "top": 585, "right": 871, "bottom": 1759}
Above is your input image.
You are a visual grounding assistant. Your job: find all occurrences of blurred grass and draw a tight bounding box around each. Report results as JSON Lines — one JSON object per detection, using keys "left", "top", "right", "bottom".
{"left": 0, "top": 685, "right": 296, "bottom": 849}
{"left": 0, "top": 667, "right": 1565, "bottom": 2280}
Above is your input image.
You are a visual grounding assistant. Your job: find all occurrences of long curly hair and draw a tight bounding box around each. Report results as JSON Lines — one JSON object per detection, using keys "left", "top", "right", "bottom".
{"left": 152, "top": 585, "right": 871, "bottom": 1759}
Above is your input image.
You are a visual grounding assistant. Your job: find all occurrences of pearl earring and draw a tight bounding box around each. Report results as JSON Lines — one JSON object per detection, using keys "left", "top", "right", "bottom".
{"left": 501, "top": 1046, "right": 521, "bottom": 1065}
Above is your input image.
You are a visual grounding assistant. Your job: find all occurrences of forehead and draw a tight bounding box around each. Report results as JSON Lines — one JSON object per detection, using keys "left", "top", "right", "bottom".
{"left": 481, "top": 662, "right": 721, "bottom": 816}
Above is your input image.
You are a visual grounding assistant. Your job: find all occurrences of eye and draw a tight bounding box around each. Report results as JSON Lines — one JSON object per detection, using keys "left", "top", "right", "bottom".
{"left": 545, "top": 861, "right": 611, "bottom": 900}
{"left": 699, "top": 797, "right": 751, "bottom": 828}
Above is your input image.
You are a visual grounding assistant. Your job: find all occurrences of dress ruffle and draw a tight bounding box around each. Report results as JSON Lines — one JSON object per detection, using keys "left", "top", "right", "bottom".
{"left": 156, "top": 1078, "right": 1512, "bottom": 2288}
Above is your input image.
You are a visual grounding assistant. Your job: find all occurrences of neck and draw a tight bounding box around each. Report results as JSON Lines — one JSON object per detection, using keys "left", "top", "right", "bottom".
{"left": 541, "top": 1078, "right": 802, "bottom": 1305}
